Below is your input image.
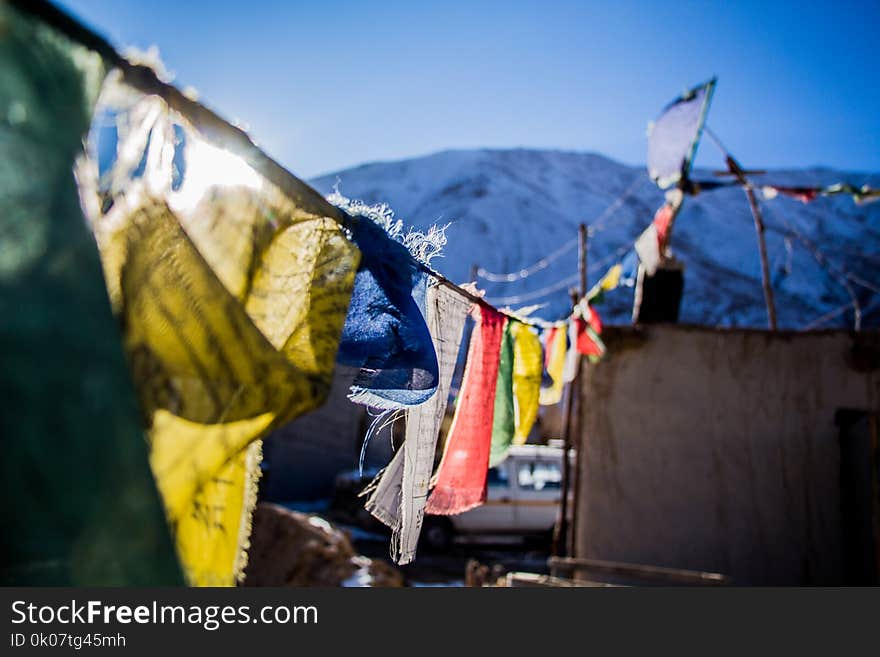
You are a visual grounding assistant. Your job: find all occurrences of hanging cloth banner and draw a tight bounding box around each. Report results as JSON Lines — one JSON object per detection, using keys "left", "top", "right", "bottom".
{"left": 573, "top": 301, "right": 606, "bottom": 361}
{"left": 364, "top": 283, "right": 472, "bottom": 563}
{"left": 510, "top": 321, "right": 542, "bottom": 446}
{"left": 758, "top": 182, "right": 880, "bottom": 206}
{"left": 426, "top": 306, "right": 506, "bottom": 515}
{"left": 81, "top": 85, "right": 360, "bottom": 585}
{"left": 635, "top": 223, "right": 661, "bottom": 276}
{"left": 619, "top": 249, "right": 640, "bottom": 287}
{"left": 760, "top": 185, "right": 819, "bottom": 204}
{"left": 489, "top": 321, "right": 516, "bottom": 467}
{"left": 653, "top": 202, "right": 675, "bottom": 249}
{"left": 762, "top": 183, "right": 880, "bottom": 205}
{"left": 587, "top": 263, "right": 622, "bottom": 301}
{"left": 539, "top": 325, "right": 567, "bottom": 406}
{"left": 653, "top": 188, "right": 685, "bottom": 253}
{"left": 0, "top": 4, "right": 180, "bottom": 585}
{"left": 584, "top": 302, "right": 604, "bottom": 335}
{"left": 824, "top": 182, "right": 880, "bottom": 205}
{"left": 562, "top": 319, "right": 580, "bottom": 384}
{"left": 647, "top": 77, "right": 716, "bottom": 189}
{"left": 576, "top": 317, "right": 607, "bottom": 360}
{"left": 337, "top": 217, "right": 438, "bottom": 409}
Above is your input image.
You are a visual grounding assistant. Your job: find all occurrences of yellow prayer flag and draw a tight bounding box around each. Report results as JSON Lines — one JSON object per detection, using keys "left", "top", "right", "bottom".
{"left": 511, "top": 322, "right": 543, "bottom": 445}
{"left": 587, "top": 263, "right": 622, "bottom": 300}
{"left": 84, "top": 95, "right": 360, "bottom": 585}
{"left": 539, "top": 325, "right": 567, "bottom": 406}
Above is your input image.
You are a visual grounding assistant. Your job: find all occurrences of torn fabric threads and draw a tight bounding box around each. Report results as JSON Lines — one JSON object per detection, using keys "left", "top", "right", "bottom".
{"left": 489, "top": 321, "right": 516, "bottom": 467}
{"left": 338, "top": 216, "right": 439, "bottom": 409}
{"left": 396, "top": 285, "right": 471, "bottom": 561}
{"left": 510, "top": 321, "right": 543, "bottom": 446}
{"left": 425, "top": 305, "right": 506, "bottom": 515}
{"left": 539, "top": 325, "right": 567, "bottom": 406}
{"left": 82, "top": 91, "right": 360, "bottom": 586}
{"left": 363, "top": 447, "right": 405, "bottom": 530}
{"left": 364, "top": 284, "right": 471, "bottom": 563}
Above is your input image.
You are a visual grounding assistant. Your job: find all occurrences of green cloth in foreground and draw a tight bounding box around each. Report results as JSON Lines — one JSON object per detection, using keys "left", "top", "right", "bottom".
{"left": 0, "top": 4, "right": 181, "bottom": 585}
{"left": 489, "top": 320, "right": 516, "bottom": 467}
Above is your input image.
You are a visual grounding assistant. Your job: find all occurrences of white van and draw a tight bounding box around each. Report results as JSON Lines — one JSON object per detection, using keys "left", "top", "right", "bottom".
{"left": 421, "top": 444, "right": 563, "bottom": 550}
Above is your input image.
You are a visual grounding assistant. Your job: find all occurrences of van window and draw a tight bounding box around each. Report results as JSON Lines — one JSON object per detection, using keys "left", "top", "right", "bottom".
{"left": 517, "top": 460, "right": 562, "bottom": 491}
{"left": 486, "top": 466, "right": 509, "bottom": 488}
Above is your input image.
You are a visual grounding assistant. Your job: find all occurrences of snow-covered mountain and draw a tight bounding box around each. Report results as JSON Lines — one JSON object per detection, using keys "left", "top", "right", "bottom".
{"left": 310, "top": 149, "right": 880, "bottom": 329}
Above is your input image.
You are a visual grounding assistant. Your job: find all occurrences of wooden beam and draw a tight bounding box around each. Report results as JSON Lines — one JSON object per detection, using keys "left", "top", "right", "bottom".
{"left": 549, "top": 556, "right": 731, "bottom": 585}
{"left": 725, "top": 155, "right": 778, "bottom": 330}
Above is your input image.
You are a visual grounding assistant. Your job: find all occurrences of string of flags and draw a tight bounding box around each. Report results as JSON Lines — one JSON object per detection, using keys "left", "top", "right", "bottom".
{"left": 4, "top": 0, "right": 875, "bottom": 586}
{"left": 3, "top": 0, "right": 616, "bottom": 582}
{"left": 477, "top": 78, "right": 875, "bottom": 313}
{"left": 760, "top": 182, "right": 879, "bottom": 205}
{"left": 577, "top": 79, "right": 879, "bottom": 315}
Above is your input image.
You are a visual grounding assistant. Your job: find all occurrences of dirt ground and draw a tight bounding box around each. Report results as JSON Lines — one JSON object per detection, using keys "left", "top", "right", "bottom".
{"left": 351, "top": 532, "right": 552, "bottom": 586}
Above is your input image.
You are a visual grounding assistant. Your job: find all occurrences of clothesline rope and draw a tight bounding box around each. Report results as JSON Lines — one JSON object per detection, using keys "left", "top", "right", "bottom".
{"left": 704, "top": 122, "right": 874, "bottom": 331}
{"left": 802, "top": 301, "right": 857, "bottom": 331}
{"left": 476, "top": 174, "right": 647, "bottom": 283}
{"left": 477, "top": 238, "right": 578, "bottom": 282}
{"left": 758, "top": 200, "right": 864, "bottom": 330}
{"left": 486, "top": 274, "right": 580, "bottom": 306}
{"left": 485, "top": 237, "right": 636, "bottom": 306}
{"left": 587, "top": 175, "right": 650, "bottom": 236}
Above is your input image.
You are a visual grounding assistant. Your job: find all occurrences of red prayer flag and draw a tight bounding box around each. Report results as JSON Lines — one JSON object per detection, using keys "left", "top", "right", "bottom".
{"left": 543, "top": 326, "right": 559, "bottom": 369}
{"left": 425, "top": 306, "right": 506, "bottom": 515}
{"left": 653, "top": 202, "right": 675, "bottom": 250}
{"left": 585, "top": 304, "right": 603, "bottom": 335}
{"left": 575, "top": 318, "right": 604, "bottom": 357}
{"left": 775, "top": 186, "right": 819, "bottom": 204}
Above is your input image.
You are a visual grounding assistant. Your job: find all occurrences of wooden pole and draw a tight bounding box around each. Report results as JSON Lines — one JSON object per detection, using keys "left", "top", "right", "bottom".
{"left": 553, "top": 226, "right": 589, "bottom": 561}
{"left": 569, "top": 224, "right": 588, "bottom": 556}
{"left": 726, "top": 155, "right": 778, "bottom": 330}
{"left": 744, "top": 186, "right": 778, "bottom": 330}
{"left": 578, "top": 223, "right": 588, "bottom": 298}
{"left": 552, "top": 289, "right": 577, "bottom": 560}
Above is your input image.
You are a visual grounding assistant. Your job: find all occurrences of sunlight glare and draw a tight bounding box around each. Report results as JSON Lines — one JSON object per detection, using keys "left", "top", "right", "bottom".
{"left": 171, "top": 136, "right": 263, "bottom": 212}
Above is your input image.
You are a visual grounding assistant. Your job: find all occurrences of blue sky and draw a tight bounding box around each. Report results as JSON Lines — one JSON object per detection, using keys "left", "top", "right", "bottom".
{"left": 58, "top": 0, "right": 880, "bottom": 179}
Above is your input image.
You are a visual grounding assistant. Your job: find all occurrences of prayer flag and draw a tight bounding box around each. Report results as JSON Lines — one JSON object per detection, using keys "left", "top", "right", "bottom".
{"left": 647, "top": 78, "right": 716, "bottom": 189}
{"left": 0, "top": 4, "right": 180, "bottom": 585}
{"left": 82, "top": 88, "right": 360, "bottom": 585}
{"left": 364, "top": 284, "right": 471, "bottom": 563}
{"left": 426, "top": 306, "right": 506, "bottom": 515}
{"left": 539, "top": 325, "right": 567, "bottom": 406}
{"left": 489, "top": 321, "right": 516, "bottom": 467}
{"left": 511, "top": 321, "right": 543, "bottom": 446}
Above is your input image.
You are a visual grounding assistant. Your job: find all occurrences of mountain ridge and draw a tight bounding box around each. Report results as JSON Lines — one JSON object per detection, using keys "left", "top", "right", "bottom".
{"left": 309, "top": 148, "right": 880, "bottom": 329}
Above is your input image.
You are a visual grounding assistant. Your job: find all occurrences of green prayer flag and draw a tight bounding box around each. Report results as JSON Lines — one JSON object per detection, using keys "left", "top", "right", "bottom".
{"left": 489, "top": 320, "right": 516, "bottom": 467}
{"left": 0, "top": 4, "right": 181, "bottom": 585}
